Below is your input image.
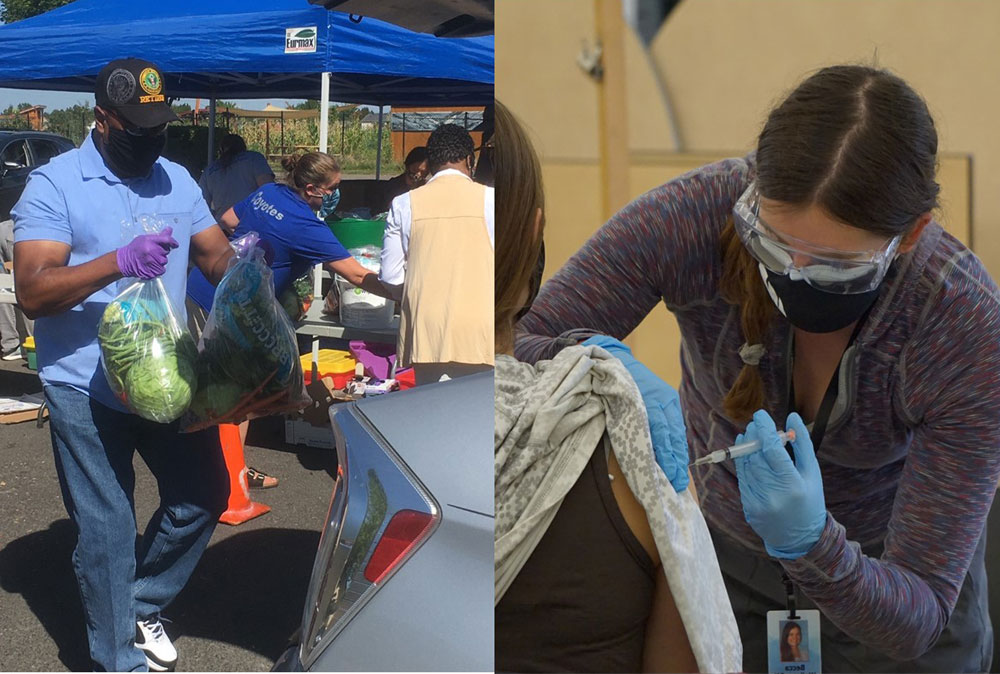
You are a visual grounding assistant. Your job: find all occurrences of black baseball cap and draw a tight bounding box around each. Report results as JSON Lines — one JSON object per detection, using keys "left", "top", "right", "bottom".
{"left": 95, "top": 58, "right": 179, "bottom": 129}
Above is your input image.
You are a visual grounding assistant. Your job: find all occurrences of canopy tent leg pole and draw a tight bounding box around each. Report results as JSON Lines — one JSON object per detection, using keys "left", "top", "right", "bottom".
{"left": 207, "top": 97, "right": 217, "bottom": 168}
{"left": 375, "top": 105, "right": 384, "bottom": 180}
{"left": 280, "top": 111, "right": 285, "bottom": 156}
{"left": 319, "top": 72, "right": 330, "bottom": 154}
{"left": 314, "top": 71, "right": 332, "bottom": 369}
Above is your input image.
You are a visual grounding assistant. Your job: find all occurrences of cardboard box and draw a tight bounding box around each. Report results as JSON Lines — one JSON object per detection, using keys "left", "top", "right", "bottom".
{"left": 284, "top": 375, "right": 360, "bottom": 449}
{"left": 284, "top": 417, "right": 335, "bottom": 449}
{"left": 0, "top": 394, "right": 47, "bottom": 425}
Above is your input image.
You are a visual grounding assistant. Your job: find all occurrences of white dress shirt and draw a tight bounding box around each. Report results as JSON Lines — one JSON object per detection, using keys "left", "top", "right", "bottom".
{"left": 379, "top": 168, "right": 495, "bottom": 285}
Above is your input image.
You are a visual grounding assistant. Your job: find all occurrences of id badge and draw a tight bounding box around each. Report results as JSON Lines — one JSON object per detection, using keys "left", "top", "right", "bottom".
{"left": 766, "top": 609, "right": 821, "bottom": 674}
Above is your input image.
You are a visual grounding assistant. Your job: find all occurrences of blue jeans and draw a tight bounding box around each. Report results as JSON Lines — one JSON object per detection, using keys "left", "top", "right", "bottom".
{"left": 45, "top": 384, "right": 229, "bottom": 672}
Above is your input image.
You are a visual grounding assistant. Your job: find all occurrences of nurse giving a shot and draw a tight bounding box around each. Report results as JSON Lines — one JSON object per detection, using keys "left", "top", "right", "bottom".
{"left": 516, "top": 65, "right": 1000, "bottom": 673}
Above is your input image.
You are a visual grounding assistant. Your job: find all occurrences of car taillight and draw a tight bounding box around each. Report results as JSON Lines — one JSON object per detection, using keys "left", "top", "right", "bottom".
{"left": 363, "top": 509, "right": 435, "bottom": 583}
{"left": 299, "top": 407, "right": 439, "bottom": 670}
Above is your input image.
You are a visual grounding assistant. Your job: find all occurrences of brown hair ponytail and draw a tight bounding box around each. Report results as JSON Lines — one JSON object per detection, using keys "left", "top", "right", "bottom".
{"left": 280, "top": 152, "right": 341, "bottom": 196}
{"left": 719, "top": 218, "right": 774, "bottom": 422}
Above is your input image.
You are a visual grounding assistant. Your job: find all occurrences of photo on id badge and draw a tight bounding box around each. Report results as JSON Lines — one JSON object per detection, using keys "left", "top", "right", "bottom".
{"left": 767, "top": 609, "right": 821, "bottom": 674}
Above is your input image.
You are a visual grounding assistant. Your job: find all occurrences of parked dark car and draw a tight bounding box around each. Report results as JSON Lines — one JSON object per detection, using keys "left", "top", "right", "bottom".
{"left": 0, "top": 130, "right": 76, "bottom": 220}
{"left": 273, "top": 371, "right": 494, "bottom": 671}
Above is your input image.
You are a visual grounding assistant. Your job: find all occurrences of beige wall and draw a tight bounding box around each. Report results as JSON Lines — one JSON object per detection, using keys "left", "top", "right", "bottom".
{"left": 498, "top": 0, "right": 986, "bottom": 386}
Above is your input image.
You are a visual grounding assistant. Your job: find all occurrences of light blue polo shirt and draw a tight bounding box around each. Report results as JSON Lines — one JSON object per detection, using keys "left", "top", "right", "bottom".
{"left": 12, "top": 132, "right": 215, "bottom": 412}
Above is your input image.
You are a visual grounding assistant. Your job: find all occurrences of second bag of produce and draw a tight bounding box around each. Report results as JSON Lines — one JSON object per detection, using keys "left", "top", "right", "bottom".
{"left": 184, "top": 231, "right": 310, "bottom": 430}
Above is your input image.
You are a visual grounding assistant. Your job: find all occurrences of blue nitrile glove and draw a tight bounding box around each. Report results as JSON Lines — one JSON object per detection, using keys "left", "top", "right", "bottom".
{"left": 583, "top": 335, "right": 690, "bottom": 492}
{"left": 734, "top": 410, "right": 827, "bottom": 559}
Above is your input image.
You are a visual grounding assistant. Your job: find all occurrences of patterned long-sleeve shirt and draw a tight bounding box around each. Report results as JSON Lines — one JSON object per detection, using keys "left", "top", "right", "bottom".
{"left": 515, "top": 157, "right": 1000, "bottom": 661}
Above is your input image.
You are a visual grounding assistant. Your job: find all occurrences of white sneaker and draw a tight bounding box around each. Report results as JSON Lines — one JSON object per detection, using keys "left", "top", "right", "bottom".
{"left": 1, "top": 350, "right": 21, "bottom": 361}
{"left": 135, "top": 618, "right": 177, "bottom": 672}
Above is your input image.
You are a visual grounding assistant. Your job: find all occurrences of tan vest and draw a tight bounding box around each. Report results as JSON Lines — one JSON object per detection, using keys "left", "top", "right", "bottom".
{"left": 397, "top": 173, "right": 494, "bottom": 368}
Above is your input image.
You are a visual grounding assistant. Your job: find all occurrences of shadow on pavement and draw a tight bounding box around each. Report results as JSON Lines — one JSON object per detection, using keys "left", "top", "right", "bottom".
{"left": 0, "top": 364, "right": 44, "bottom": 397}
{"left": 247, "top": 414, "right": 338, "bottom": 478}
{"left": 1, "top": 521, "right": 321, "bottom": 669}
{"left": 0, "top": 519, "right": 90, "bottom": 671}
{"left": 169, "top": 527, "right": 322, "bottom": 661}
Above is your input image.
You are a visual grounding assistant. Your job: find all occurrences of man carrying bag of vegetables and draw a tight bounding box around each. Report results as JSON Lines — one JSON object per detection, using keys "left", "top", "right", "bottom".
{"left": 10, "top": 58, "right": 237, "bottom": 672}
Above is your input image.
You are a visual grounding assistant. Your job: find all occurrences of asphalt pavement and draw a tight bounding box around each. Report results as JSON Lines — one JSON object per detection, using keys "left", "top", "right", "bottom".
{"left": 0, "top": 356, "right": 338, "bottom": 672}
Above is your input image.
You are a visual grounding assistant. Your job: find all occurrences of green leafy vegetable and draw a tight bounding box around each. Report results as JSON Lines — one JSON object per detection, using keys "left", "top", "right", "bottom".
{"left": 99, "top": 287, "right": 198, "bottom": 423}
{"left": 184, "top": 233, "right": 308, "bottom": 430}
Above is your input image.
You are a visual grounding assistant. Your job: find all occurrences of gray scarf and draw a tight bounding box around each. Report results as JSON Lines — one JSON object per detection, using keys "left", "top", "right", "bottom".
{"left": 495, "top": 346, "right": 742, "bottom": 673}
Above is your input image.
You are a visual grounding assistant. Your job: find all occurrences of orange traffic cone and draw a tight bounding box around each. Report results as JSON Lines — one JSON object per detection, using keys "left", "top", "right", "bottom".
{"left": 218, "top": 422, "right": 271, "bottom": 525}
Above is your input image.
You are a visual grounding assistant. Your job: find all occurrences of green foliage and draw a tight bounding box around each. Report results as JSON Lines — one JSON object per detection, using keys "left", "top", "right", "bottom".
{"left": 177, "top": 107, "right": 402, "bottom": 176}
{"left": 171, "top": 102, "right": 192, "bottom": 115}
{"left": 0, "top": 113, "right": 29, "bottom": 131}
{"left": 287, "top": 99, "right": 320, "bottom": 111}
{"left": 0, "top": 102, "right": 33, "bottom": 130}
{"left": 45, "top": 103, "right": 94, "bottom": 145}
{"left": 0, "top": 0, "right": 74, "bottom": 23}
{"left": 161, "top": 124, "right": 225, "bottom": 179}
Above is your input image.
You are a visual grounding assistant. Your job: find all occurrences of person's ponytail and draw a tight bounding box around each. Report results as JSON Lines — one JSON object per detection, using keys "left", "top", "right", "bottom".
{"left": 719, "top": 217, "right": 773, "bottom": 423}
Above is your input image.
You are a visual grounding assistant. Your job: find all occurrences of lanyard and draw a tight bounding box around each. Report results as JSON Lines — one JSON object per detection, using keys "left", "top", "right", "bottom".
{"left": 785, "top": 314, "right": 867, "bottom": 454}
{"left": 780, "top": 313, "right": 868, "bottom": 614}
{"left": 782, "top": 571, "right": 798, "bottom": 618}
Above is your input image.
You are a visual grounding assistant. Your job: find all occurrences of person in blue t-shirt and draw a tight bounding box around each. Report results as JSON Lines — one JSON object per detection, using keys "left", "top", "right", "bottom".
{"left": 187, "top": 151, "right": 387, "bottom": 318}
{"left": 186, "top": 151, "right": 393, "bottom": 488}
{"left": 11, "top": 58, "right": 236, "bottom": 672}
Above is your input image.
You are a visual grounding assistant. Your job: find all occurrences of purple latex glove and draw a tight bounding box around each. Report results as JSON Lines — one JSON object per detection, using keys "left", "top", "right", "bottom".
{"left": 116, "top": 227, "right": 178, "bottom": 279}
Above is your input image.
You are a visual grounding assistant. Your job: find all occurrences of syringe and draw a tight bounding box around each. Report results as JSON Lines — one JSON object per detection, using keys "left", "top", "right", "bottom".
{"left": 690, "top": 430, "right": 796, "bottom": 466}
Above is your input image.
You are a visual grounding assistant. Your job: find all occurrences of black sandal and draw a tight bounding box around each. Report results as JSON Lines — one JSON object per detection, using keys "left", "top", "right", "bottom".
{"left": 246, "top": 466, "right": 279, "bottom": 489}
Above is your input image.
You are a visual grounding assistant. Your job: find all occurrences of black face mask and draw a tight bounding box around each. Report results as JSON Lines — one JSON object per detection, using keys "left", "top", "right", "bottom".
{"left": 514, "top": 242, "right": 545, "bottom": 322}
{"left": 102, "top": 127, "right": 165, "bottom": 179}
{"left": 760, "top": 265, "right": 880, "bottom": 333}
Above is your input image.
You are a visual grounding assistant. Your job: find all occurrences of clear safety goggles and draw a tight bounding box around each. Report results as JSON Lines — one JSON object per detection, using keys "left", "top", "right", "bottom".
{"left": 732, "top": 182, "right": 901, "bottom": 294}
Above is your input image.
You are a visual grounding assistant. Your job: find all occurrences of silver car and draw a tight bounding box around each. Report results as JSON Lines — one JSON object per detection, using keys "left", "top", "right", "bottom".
{"left": 274, "top": 371, "right": 494, "bottom": 671}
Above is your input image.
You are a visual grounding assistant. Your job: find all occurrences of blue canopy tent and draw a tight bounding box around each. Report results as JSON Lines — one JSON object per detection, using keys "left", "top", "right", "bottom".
{"left": 0, "top": 0, "right": 493, "bottom": 104}
{"left": 0, "top": 0, "right": 493, "bottom": 165}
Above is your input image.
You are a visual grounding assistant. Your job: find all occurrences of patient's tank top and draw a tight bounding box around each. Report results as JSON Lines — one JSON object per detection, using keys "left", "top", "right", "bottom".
{"left": 495, "top": 444, "right": 656, "bottom": 672}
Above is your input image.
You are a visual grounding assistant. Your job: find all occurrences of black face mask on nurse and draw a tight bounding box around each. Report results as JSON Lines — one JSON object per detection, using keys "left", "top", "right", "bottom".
{"left": 759, "top": 265, "right": 880, "bottom": 333}
{"left": 102, "top": 126, "right": 165, "bottom": 180}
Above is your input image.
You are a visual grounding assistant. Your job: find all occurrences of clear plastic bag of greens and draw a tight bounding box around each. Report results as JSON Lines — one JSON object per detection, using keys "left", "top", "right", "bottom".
{"left": 278, "top": 272, "right": 314, "bottom": 322}
{"left": 184, "top": 231, "right": 309, "bottom": 431}
{"left": 98, "top": 224, "right": 198, "bottom": 424}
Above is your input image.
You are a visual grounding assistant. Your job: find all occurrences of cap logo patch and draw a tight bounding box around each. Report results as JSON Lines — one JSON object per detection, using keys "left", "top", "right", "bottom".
{"left": 107, "top": 68, "right": 136, "bottom": 106}
{"left": 139, "top": 67, "right": 162, "bottom": 96}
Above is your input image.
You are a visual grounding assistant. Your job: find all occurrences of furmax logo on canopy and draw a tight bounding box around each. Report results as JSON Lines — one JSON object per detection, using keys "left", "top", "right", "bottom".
{"left": 285, "top": 26, "right": 317, "bottom": 53}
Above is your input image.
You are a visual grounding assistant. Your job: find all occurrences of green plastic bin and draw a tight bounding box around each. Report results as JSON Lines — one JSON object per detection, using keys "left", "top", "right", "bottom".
{"left": 326, "top": 216, "right": 387, "bottom": 250}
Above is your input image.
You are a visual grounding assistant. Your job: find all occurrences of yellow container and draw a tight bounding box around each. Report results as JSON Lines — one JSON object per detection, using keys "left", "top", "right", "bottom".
{"left": 23, "top": 337, "right": 37, "bottom": 370}
{"left": 300, "top": 349, "right": 356, "bottom": 386}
